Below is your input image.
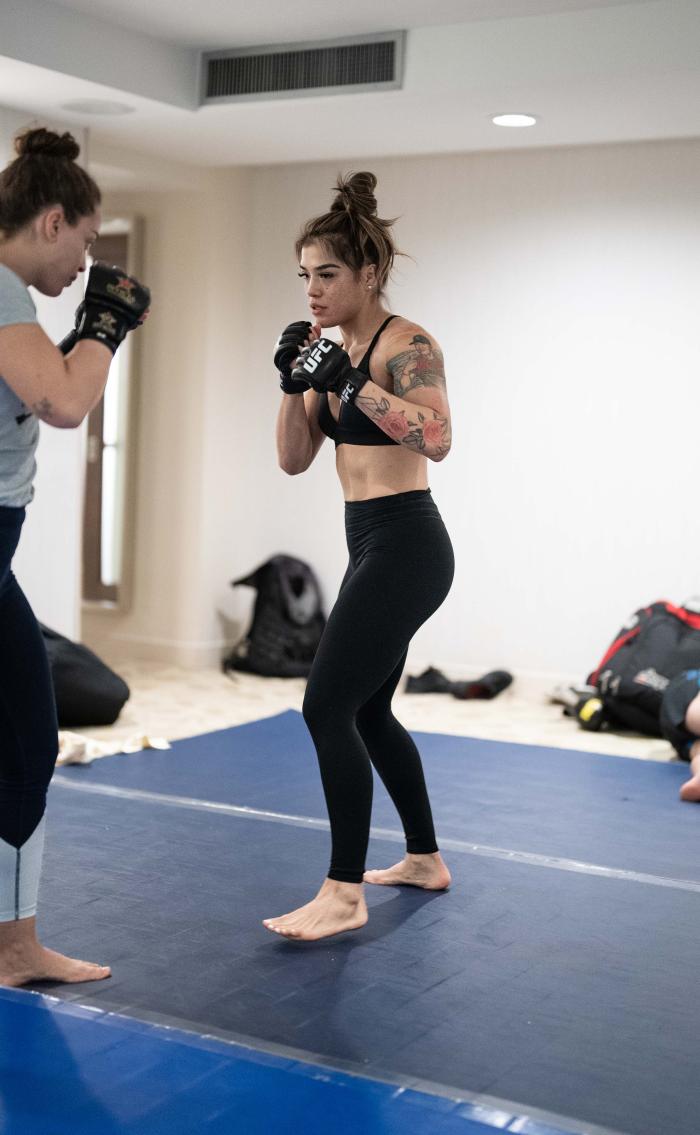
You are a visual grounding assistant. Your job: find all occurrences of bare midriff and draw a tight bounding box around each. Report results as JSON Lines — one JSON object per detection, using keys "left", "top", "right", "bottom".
{"left": 333, "top": 425, "right": 429, "bottom": 502}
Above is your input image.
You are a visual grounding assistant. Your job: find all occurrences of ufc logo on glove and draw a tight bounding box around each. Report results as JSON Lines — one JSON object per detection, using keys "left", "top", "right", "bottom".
{"left": 302, "top": 340, "right": 334, "bottom": 374}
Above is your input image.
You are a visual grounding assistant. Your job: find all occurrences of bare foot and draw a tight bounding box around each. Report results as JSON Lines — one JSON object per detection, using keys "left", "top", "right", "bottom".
{"left": 0, "top": 943, "right": 111, "bottom": 988}
{"left": 263, "top": 878, "right": 368, "bottom": 941}
{"left": 680, "top": 774, "right": 700, "bottom": 802}
{"left": 363, "top": 852, "right": 451, "bottom": 890}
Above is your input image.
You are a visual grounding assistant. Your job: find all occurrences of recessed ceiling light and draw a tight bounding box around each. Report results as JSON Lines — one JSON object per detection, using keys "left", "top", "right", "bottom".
{"left": 60, "top": 99, "right": 135, "bottom": 116}
{"left": 492, "top": 113, "right": 537, "bottom": 128}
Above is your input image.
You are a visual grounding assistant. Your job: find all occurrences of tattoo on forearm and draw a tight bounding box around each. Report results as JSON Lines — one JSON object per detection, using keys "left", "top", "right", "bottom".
{"left": 32, "top": 398, "right": 54, "bottom": 420}
{"left": 386, "top": 335, "right": 446, "bottom": 398}
{"left": 355, "top": 393, "right": 451, "bottom": 457}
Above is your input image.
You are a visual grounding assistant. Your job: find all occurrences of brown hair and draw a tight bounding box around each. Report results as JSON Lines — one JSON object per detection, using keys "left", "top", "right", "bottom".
{"left": 0, "top": 127, "right": 101, "bottom": 238}
{"left": 295, "top": 171, "right": 400, "bottom": 293}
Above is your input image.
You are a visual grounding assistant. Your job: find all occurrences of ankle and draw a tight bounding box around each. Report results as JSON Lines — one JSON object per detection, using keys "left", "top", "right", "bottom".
{"left": 323, "top": 878, "right": 364, "bottom": 901}
{"left": 0, "top": 916, "right": 38, "bottom": 952}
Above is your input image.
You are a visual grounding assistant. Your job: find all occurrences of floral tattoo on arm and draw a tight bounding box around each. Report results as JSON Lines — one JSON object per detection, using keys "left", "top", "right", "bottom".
{"left": 353, "top": 334, "right": 451, "bottom": 458}
{"left": 354, "top": 392, "right": 451, "bottom": 458}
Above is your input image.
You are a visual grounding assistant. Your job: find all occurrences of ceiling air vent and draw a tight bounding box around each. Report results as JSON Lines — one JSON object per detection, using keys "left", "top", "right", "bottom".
{"left": 201, "top": 32, "right": 405, "bottom": 104}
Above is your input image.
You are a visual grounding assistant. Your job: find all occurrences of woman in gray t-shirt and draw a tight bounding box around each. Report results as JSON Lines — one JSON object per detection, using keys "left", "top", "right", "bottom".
{"left": 0, "top": 126, "right": 149, "bottom": 987}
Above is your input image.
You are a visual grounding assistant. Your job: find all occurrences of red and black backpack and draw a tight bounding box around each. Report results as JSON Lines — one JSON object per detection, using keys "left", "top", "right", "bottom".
{"left": 586, "top": 600, "right": 700, "bottom": 735}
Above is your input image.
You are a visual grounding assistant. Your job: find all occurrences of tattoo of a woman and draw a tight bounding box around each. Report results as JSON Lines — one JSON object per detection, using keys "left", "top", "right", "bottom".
{"left": 387, "top": 336, "right": 446, "bottom": 398}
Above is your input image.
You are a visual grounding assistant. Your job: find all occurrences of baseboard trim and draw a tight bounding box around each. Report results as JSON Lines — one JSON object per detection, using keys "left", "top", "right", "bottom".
{"left": 81, "top": 629, "right": 583, "bottom": 697}
{"left": 82, "top": 632, "right": 234, "bottom": 670}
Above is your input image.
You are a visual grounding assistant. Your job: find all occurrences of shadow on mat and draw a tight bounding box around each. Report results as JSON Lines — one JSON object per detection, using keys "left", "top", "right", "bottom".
{"left": 269, "top": 889, "right": 448, "bottom": 953}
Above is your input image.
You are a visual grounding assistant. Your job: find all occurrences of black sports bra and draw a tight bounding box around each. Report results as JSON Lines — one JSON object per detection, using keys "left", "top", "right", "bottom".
{"left": 318, "top": 315, "right": 399, "bottom": 447}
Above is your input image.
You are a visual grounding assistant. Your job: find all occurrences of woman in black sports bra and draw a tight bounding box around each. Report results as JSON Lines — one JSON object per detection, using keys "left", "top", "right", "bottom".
{"left": 266, "top": 172, "right": 454, "bottom": 941}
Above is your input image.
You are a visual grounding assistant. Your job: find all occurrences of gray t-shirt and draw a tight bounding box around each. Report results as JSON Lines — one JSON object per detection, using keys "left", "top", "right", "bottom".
{"left": 0, "top": 264, "right": 40, "bottom": 507}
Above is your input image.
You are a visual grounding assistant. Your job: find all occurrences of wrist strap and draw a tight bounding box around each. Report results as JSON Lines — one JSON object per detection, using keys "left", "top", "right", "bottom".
{"left": 57, "top": 329, "right": 79, "bottom": 357}
{"left": 339, "top": 370, "right": 369, "bottom": 405}
{"left": 77, "top": 329, "right": 119, "bottom": 356}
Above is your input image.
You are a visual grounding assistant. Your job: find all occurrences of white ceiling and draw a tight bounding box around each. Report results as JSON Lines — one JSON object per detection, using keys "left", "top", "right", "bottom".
{"left": 1, "top": 0, "right": 699, "bottom": 184}
{"left": 43, "top": 0, "right": 643, "bottom": 49}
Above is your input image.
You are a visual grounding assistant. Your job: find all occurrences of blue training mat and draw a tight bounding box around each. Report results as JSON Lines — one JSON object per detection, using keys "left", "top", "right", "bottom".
{"left": 56, "top": 709, "right": 698, "bottom": 881}
{"left": 31, "top": 712, "right": 700, "bottom": 1135}
{"left": 2, "top": 987, "right": 551, "bottom": 1135}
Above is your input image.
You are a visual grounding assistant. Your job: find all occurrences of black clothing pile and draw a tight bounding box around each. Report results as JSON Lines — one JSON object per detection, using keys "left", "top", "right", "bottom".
{"left": 405, "top": 667, "right": 513, "bottom": 700}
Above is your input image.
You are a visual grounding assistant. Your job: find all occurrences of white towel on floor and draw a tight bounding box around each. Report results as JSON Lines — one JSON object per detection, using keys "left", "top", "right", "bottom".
{"left": 57, "top": 732, "right": 171, "bottom": 766}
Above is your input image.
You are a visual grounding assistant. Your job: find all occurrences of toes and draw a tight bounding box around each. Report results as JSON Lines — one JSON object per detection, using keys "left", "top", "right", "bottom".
{"left": 85, "top": 967, "right": 111, "bottom": 982}
{"left": 264, "top": 919, "right": 302, "bottom": 936}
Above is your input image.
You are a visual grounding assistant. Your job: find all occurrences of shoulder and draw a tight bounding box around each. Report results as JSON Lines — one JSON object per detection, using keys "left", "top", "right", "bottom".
{"left": 379, "top": 316, "right": 440, "bottom": 355}
{"left": 373, "top": 317, "right": 446, "bottom": 398}
{"left": 0, "top": 265, "right": 37, "bottom": 329}
{"left": 0, "top": 264, "right": 31, "bottom": 299}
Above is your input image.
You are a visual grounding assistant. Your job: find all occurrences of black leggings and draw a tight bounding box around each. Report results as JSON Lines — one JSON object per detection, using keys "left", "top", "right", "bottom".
{"left": 0, "top": 506, "right": 58, "bottom": 849}
{"left": 302, "top": 489, "right": 454, "bottom": 883}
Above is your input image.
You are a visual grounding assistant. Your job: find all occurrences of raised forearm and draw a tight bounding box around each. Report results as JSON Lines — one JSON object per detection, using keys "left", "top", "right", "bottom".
{"left": 354, "top": 381, "right": 451, "bottom": 461}
{"left": 1, "top": 262, "right": 150, "bottom": 430}
{"left": 276, "top": 393, "right": 314, "bottom": 474}
{"left": 2, "top": 332, "right": 113, "bottom": 429}
{"left": 50, "top": 340, "right": 113, "bottom": 427}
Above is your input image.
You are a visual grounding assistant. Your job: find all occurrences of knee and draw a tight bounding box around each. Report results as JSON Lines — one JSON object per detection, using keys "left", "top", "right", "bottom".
{"left": 355, "top": 703, "right": 394, "bottom": 747}
{"left": 302, "top": 686, "right": 329, "bottom": 736}
{"left": 686, "top": 691, "right": 700, "bottom": 736}
{"left": 303, "top": 684, "right": 359, "bottom": 743}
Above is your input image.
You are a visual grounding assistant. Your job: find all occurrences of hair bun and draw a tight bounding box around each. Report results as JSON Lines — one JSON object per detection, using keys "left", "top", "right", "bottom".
{"left": 15, "top": 128, "right": 81, "bottom": 162}
{"left": 331, "top": 171, "right": 378, "bottom": 218}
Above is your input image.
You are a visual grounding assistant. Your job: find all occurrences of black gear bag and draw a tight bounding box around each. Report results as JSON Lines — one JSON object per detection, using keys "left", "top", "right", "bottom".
{"left": 223, "top": 555, "right": 325, "bottom": 678}
{"left": 584, "top": 600, "right": 700, "bottom": 735}
{"left": 40, "top": 624, "right": 130, "bottom": 727}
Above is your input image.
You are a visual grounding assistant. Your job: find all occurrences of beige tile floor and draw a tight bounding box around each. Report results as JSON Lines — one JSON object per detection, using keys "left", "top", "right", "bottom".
{"left": 72, "top": 659, "right": 677, "bottom": 765}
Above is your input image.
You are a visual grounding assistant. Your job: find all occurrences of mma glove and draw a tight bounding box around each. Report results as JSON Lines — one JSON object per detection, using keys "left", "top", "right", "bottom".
{"left": 292, "top": 338, "right": 369, "bottom": 404}
{"left": 274, "top": 320, "right": 313, "bottom": 394}
{"left": 59, "top": 262, "right": 150, "bottom": 356}
{"left": 57, "top": 303, "right": 83, "bottom": 355}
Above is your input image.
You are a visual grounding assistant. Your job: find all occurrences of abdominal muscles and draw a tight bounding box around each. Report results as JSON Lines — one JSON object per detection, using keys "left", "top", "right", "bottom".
{"left": 336, "top": 444, "right": 429, "bottom": 502}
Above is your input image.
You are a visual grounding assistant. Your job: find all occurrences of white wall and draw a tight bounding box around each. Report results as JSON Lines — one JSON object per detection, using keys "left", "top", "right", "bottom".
{"left": 1, "top": 108, "right": 87, "bottom": 639}
{"left": 242, "top": 141, "right": 700, "bottom": 683}
{"left": 83, "top": 168, "right": 255, "bottom": 665}
{"left": 87, "top": 137, "right": 700, "bottom": 686}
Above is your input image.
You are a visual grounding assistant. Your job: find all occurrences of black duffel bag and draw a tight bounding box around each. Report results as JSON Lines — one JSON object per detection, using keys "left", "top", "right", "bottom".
{"left": 40, "top": 624, "right": 130, "bottom": 727}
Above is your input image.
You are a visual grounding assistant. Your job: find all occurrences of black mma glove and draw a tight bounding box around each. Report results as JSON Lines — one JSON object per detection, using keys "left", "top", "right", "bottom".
{"left": 292, "top": 338, "right": 369, "bottom": 404}
{"left": 67, "top": 262, "right": 151, "bottom": 356}
{"left": 274, "top": 320, "right": 312, "bottom": 394}
{"left": 57, "top": 302, "right": 89, "bottom": 355}
{"left": 57, "top": 309, "right": 81, "bottom": 356}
